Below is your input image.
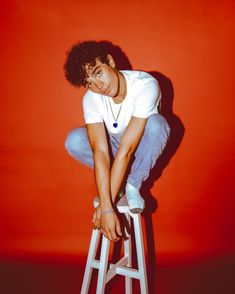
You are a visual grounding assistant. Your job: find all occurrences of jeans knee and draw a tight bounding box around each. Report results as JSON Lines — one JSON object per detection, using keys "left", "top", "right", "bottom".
{"left": 65, "top": 129, "right": 80, "bottom": 153}
{"left": 145, "top": 114, "right": 170, "bottom": 140}
{"left": 146, "top": 115, "right": 161, "bottom": 135}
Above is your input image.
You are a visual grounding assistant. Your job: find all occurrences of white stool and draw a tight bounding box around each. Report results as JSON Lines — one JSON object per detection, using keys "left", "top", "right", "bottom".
{"left": 81, "top": 196, "right": 148, "bottom": 294}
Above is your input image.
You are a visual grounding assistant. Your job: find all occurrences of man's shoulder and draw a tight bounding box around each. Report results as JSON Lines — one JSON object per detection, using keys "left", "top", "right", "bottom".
{"left": 83, "top": 89, "right": 101, "bottom": 101}
{"left": 83, "top": 89, "right": 97, "bottom": 98}
{"left": 83, "top": 90, "right": 101, "bottom": 109}
{"left": 121, "top": 70, "right": 156, "bottom": 84}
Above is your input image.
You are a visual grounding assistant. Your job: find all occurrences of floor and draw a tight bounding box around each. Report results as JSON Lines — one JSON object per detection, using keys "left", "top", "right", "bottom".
{"left": 1, "top": 253, "right": 235, "bottom": 294}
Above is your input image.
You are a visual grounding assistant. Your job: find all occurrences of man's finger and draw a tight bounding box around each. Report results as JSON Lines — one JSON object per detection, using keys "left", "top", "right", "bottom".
{"left": 101, "top": 228, "right": 109, "bottom": 239}
{"left": 108, "top": 232, "right": 114, "bottom": 241}
{"left": 109, "top": 228, "right": 119, "bottom": 242}
{"left": 116, "top": 221, "right": 122, "bottom": 236}
{"left": 94, "top": 219, "right": 100, "bottom": 229}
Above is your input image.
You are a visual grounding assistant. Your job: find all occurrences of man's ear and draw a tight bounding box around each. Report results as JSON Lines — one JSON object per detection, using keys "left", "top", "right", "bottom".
{"left": 107, "top": 54, "right": 116, "bottom": 68}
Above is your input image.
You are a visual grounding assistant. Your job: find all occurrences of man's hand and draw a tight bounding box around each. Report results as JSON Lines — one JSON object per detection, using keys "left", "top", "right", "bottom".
{"left": 92, "top": 205, "right": 102, "bottom": 230}
{"left": 100, "top": 212, "right": 122, "bottom": 242}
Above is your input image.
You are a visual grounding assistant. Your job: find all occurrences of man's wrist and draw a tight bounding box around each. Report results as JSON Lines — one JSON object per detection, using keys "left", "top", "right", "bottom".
{"left": 100, "top": 198, "right": 113, "bottom": 210}
{"left": 101, "top": 208, "right": 114, "bottom": 214}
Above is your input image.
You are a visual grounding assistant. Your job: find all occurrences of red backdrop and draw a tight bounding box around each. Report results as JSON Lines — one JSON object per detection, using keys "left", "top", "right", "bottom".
{"left": 1, "top": 0, "right": 235, "bottom": 268}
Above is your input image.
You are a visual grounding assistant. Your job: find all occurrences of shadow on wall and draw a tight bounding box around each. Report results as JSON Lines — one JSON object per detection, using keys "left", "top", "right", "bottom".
{"left": 141, "top": 70, "right": 185, "bottom": 292}
{"left": 99, "top": 40, "right": 133, "bottom": 70}
{"left": 97, "top": 40, "right": 185, "bottom": 293}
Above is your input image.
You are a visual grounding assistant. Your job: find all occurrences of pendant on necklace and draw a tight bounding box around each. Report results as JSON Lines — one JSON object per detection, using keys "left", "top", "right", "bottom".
{"left": 113, "top": 122, "right": 118, "bottom": 128}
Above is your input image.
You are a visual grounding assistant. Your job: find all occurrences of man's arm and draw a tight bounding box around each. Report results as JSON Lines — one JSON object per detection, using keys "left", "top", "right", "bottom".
{"left": 86, "top": 117, "right": 147, "bottom": 240}
{"left": 86, "top": 122, "right": 112, "bottom": 210}
{"left": 110, "top": 116, "right": 147, "bottom": 201}
{"left": 86, "top": 122, "right": 122, "bottom": 241}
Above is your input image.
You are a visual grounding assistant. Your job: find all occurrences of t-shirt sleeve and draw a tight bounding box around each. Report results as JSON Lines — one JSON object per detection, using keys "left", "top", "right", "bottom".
{"left": 132, "top": 74, "right": 161, "bottom": 118}
{"left": 82, "top": 91, "right": 103, "bottom": 124}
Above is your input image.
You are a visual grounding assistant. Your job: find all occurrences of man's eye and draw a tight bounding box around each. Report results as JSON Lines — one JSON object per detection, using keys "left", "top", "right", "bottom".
{"left": 96, "top": 70, "right": 102, "bottom": 77}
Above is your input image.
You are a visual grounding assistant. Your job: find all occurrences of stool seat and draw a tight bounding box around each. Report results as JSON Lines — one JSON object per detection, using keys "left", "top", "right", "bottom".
{"left": 81, "top": 196, "right": 149, "bottom": 294}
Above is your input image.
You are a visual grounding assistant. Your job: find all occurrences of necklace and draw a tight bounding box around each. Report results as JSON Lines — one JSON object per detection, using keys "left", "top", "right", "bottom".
{"left": 105, "top": 72, "right": 126, "bottom": 128}
{"left": 108, "top": 98, "right": 123, "bottom": 128}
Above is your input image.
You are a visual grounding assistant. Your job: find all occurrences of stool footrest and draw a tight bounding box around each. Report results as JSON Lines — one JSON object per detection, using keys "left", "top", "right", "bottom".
{"left": 91, "top": 256, "right": 141, "bottom": 283}
{"left": 91, "top": 259, "right": 100, "bottom": 269}
{"left": 116, "top": 267, "right": 140, "bottom": 280}
{"left": 91, "top": 256, "right": 128, "bottom": 272}
{"left": 106, "top": 256, "right": 128, "bottom": 283}
{"left": 107, "top": 265, "right": 140, "bottom": 282}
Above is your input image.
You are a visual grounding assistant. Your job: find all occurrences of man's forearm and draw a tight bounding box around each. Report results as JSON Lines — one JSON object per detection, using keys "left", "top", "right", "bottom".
{"left": 110, "top": 117, "right": 147, "bottom": 201}
{"left": 93, "top": 151, "right": 113, "bottom": 210}
{"left": 110, "top": 150, "right": 133, "bottom": 202}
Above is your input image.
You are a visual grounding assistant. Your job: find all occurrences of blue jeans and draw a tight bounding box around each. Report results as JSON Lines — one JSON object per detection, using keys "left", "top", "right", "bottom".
{"left": 65, "top": 114, "right": 170, "bottom": 190}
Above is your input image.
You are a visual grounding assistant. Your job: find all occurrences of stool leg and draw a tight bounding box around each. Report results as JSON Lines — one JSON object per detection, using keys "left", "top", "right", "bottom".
{"left": 133, "top": 214, "right": 148, "bottom": 294}
{"left": 96, "top": 235, "right": 110, "bottom": 294}
{"left": 81, "top": 229, "right": 101, "bottom": 294}
{"left": 124, "top": 213, "right": 132, "bottom": 294}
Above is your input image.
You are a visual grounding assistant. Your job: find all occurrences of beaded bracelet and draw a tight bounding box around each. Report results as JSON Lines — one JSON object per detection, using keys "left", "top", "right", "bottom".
{"left": 101, "top": 208, "right": 114, "bottom": 214}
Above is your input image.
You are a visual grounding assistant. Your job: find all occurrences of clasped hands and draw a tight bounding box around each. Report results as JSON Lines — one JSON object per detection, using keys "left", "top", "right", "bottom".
{"left": 92, "top": 205, "right": 122, "bottom": 241}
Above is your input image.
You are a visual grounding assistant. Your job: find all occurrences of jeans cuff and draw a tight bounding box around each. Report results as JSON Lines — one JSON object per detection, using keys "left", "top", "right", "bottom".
{"left": 127, "top": 178, "right": 142, "bottom": 190}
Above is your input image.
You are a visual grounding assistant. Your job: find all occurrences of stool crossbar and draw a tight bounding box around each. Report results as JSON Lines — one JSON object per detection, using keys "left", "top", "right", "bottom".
{"left": 81, "top": 196, "right": 148, "bottom": 294}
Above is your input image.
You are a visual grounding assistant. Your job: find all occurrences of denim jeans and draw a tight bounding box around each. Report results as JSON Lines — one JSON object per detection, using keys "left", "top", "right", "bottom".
{"left": 65, "top": 114, "right": 170, "bottom": 190}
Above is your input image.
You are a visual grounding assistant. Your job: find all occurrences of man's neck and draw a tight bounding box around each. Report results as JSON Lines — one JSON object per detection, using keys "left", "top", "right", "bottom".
{"left": 112, "top": 71, "right": 127, "bottom": 104}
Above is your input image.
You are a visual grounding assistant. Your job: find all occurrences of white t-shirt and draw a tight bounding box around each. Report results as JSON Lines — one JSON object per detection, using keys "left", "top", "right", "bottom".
{"left": 83, "top": 70, "right": 161, "bottom": 136}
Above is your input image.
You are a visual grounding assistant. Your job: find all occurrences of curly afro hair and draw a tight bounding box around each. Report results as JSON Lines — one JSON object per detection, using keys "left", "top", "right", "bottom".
{"left": 63, "top": 41, "right": 109, "bottom": 87}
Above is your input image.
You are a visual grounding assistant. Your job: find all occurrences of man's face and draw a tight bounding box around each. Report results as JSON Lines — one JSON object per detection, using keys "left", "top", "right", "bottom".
{"left": 84, "top": 55, "right": 120, "bottom": 98}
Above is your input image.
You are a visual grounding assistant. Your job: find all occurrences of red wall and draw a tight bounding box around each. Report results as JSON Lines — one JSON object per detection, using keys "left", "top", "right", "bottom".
{"left": 1, "top": 0, "right": 235, "bottom": 264}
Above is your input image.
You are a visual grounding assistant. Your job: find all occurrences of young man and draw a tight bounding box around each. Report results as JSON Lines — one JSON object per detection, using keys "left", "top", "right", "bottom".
{"left": 64, "top": 41, "right": 170, "bottom": 242}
